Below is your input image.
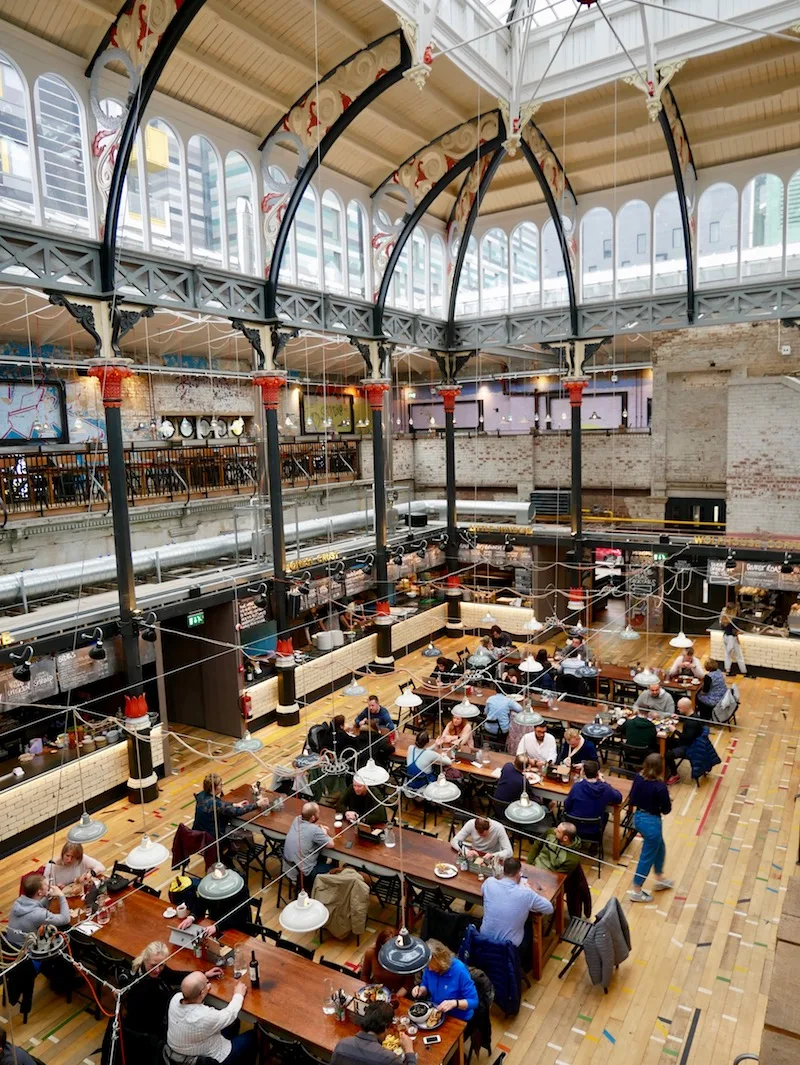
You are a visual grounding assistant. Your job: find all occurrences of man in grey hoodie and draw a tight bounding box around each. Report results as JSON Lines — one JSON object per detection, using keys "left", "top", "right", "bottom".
{"left": 8, "top": 874, "right": 71, "bottom": 948}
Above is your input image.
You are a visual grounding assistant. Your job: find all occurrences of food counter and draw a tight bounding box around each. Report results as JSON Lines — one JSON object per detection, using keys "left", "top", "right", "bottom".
{"left": 710, "top": 629, "right": 800, "bottom": 673}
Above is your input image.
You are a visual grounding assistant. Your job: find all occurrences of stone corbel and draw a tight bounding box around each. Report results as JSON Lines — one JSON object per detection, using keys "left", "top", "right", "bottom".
{"left": 622, "top": 60, "right": 685, "bottom": 121}
{"left": 499, "top": 99, "right": 540, "bottom": 157}
{"left": 398, "top": 1, "right": 439, "bottom": 90}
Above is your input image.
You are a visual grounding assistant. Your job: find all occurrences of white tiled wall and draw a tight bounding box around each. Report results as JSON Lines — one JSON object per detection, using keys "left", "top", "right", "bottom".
{"left": 710, "top": 631, "right": 800, "bottom": 672}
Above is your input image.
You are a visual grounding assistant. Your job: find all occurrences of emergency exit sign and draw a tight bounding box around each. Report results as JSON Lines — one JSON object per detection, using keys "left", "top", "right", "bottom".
{"left": 187, "top": 610, "right": 205, "bottom": 628}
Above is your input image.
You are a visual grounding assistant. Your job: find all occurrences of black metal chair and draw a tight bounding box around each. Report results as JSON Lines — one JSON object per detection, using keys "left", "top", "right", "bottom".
{"left": 242, "top": 898, "right": 277, "bottom": 942}
{"left": 556, "top": 916, "right": 595, "bottom": 981}
{"left": 620, "top": 743, "right": 650, "bottom": 772}
{"left": 365, "top": 871, "right": 403, "bottom": 927}
{"left": 229, "top": 831, "right": 270, "bottom": 888}
{"left": 320, "top": 956, "right": 355, "bottom": 977}
{"left": 276, "top": 938, "right": 315, "bottom": 961}
{"left": 567, "top": 815, "right": 605, "bottom": 876}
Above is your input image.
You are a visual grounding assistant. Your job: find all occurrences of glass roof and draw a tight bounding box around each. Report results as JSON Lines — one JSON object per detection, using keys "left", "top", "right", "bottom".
{"left": 474, "top": 0, "right": 578, "bottom": 27}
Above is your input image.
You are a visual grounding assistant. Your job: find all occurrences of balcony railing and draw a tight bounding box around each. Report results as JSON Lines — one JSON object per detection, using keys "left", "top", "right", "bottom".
{"left": 0, "top": 440, "right": 361, "bottom": 522}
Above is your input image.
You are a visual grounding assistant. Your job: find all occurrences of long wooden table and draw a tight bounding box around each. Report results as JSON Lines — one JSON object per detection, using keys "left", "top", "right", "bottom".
{"left": 392, "top": 732, "right": 632, "bottom": 862}
{"left": 230, "top": 788, "right": 566, "bottom": 980}
{"left": 90, "top": 889, "right": 465, "bottom": 1065}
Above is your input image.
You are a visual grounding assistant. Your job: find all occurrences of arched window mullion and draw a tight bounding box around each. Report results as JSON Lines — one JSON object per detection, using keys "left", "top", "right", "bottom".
{"left": 146, "top": 119, "right": 185, "bottom": 259}
{"left": 0, "top": 51, "right": 39, "bottom": 226}
{"left": 225, "top": 151, "right": 256, "bottom": 275}
{"left": 187, "top": 134, "right": 223, "bottom": 266}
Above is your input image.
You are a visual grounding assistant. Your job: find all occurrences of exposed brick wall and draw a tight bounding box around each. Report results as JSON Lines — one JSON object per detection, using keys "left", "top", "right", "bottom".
{"left": 664, "top": 370, "right": 729, "bottom": 489}
{"left": 726, "top": 376, "right": 800, "bottom": 534}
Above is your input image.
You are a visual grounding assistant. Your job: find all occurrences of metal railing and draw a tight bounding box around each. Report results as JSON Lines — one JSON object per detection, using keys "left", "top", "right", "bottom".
{"left": 0, "top": 440, "right": 360, "bottom": 519}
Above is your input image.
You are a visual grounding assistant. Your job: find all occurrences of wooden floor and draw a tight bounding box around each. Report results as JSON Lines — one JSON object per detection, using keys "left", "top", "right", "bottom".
{"left": 1, "top": 628, "right": 797, "bottom": 1065}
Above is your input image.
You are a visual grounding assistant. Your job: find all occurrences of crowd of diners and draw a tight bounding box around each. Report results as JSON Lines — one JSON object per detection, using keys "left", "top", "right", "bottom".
{"left": 2, "top": 625, "right": 735, "bottom": 1065}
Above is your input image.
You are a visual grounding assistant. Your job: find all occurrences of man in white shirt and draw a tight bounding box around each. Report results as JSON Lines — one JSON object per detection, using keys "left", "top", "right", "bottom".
{"left": 517, "top": 723, "right": 558, "bottom": 767}
{"left": 450, "top": 817, "right": 513, "bottom": 861}
{"left": 167, "top": 971, "right": 255, "bottom": 1064}
{"left": 480, "top": 857, "right": 554, "bottom": 947}
{"left": 666, "top": 646, "right": 705, "bottom": 680}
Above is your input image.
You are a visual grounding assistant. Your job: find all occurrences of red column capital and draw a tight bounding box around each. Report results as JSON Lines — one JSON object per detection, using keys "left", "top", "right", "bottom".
{"left": 361, "top": 379, "right": 391, "bottom": 411}
{"left": 565, "top": 378, "right": 589, "bottom": 408}
{"left": 253, "top": 372, "right": 288, "bottom": 411}
{"left": 436, "top": 385, "right": 461, "bottom": 414}
{"left": 87, "top": 359, "right": 134, "bottom": 407}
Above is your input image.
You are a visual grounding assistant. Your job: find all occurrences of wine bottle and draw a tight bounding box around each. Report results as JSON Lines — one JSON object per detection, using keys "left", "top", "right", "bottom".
{"left": 249, "top": 950, "right": 260, "bottom": 989}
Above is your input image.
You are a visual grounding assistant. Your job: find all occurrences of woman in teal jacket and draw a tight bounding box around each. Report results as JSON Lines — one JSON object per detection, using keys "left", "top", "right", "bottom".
{"left": 411, "top": 939, "right": 479, "bottom": 1022}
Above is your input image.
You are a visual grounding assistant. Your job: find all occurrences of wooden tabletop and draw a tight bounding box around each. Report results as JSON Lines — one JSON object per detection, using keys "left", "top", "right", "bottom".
{"left": 413, "top": 685, "right": 608, "bottom": 728}
{"left": 390, "top": 733, "right": 632, "bottom": 807}
{"left": 91, "top": 889, "right": 464, "bottom": 1063}
{"left": 598, "top": 663, "right": 702, "bottom": 694}
{"left": 230, "top": 787, "right": 565, "bottom": 907}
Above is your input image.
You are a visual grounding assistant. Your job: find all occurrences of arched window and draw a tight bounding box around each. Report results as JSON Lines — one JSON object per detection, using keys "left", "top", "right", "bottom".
{"left": 412, "top": 229, "right": 427, "bottom": 312}
{"left": 146, "top": 119, "right": 184, "bottom": 257}
{"left": 580, "top": 208, "right": 612, "bottom": 301}
{"left": 294, "top": 186, "right": 319, "bottom": 287}
{"left": 480, "top": 227, "right": 509, "bottom": 313}
{"left": 454, "top": 236, "right": 479, "bottom": 317}
{"left": 100, "top": 99, "right": 144, "bottom": 248}
{"left": 391, "top": 243, "right": 411, "bottom": 308}
{"left": 225, "top": 151, "right": 255, "bottom": 274}
{"left": 697, "top": 182, "right": 738, "bottom": 284}
{"left": 787, "top": 170, "right": 800, "bottom": 275}
{"left": 0, "top": 52, "right": 34, "bottom": 222}
{"left": 510, "top": 223, "right": 538, "bottom": 309}
{"left": 430, "top": 234, "right": 446, "bottom": 316}
{"left": 542, "top": 219, "right": 568, "bottom": 306}
{"left": 347, "top": 199, "right": 368, "bottom": 299}
{"left": 34, "top": 74, "right": 90, "bottom": 233}
{"left": 653, "top": 192, "right": 685, "bottom": 291}
{"left": 187, "top": 135, "right": 222, "bottom": 264}
{"left": 616, "top": 200, "right": 650, "bottom": 295}
{"left": 321, "top": 190, "right": 345, "bottom": 293}
{"left": 741, "top": 173, "right": 783, "bottom": 278}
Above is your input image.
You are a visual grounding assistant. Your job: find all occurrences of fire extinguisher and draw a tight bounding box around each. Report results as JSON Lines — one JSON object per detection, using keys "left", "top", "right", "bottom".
{"left": 241, "top": 691, "right": 252, "bottom": 721}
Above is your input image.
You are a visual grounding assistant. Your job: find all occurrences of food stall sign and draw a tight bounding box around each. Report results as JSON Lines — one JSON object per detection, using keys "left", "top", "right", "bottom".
{"left": 0, "top": 631, "right": 14, "bottom": 647}
{"left": 187, "top": 610, "right": 205, "bottom": 628}
{"left": 0, "top": 656, "right": 58, "bottom": 706}
{"left": 707, "top": 559, "right": 800, "bottom": 591}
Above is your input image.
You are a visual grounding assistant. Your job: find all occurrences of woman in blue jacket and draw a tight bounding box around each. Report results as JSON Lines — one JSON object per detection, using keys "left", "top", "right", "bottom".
{"left": 412, "top": 939, "right": 478, "bottom": 1021}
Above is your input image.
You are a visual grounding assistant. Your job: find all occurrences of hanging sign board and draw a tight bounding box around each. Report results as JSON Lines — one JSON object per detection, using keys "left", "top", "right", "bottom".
{"left": 0, "top": 657, "right": 58, "bottom": 707}
{"left": 706, "top": 559, "right": 800, "bottom": 591}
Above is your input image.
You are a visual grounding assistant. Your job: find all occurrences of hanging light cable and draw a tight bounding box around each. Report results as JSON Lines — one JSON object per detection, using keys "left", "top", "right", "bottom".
{"left": 378, "top": 790, "right": 431, "bottom": 974}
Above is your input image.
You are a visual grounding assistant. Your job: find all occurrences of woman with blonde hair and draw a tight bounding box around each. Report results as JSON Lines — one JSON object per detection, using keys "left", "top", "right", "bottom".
{"left": 192, "top": 771, "right": 266, "bottom": 839}
{"left": 44, "top": 841, "right": 104, "bottom": 891}
{"left": 125, "top": 941, "right": 222, "bottom": 1037}
{"left": 411, "top": 939, "right": 478, "bottom": 1021}
{"left": 627, "top": 754, "right": 673, "bottom": 903}
{"left": 696, "top": 656, "right": 728, "bottom": 720}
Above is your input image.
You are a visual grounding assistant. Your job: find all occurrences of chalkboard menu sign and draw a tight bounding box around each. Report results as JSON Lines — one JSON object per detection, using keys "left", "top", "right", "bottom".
{"left": 707, "top": 559, "right": 800, "bottom": 592}
{"left": 56, "top": 640, "right": 120, "bottom": 691}
{"left": 0, "top": 657, "right": 58, "bottom": 706}
{"left": 238, "top": 596, "right": 268, "bottom": 631}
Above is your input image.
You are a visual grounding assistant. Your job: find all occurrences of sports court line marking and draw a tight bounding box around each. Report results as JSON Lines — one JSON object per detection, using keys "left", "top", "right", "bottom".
{"left": 602, "top": 1029, "right": 616, "bottom": 1045}
{"left": 651, "top": 1037, "right": 666, "bottom": 1045}
{"left": 678, "top": 1008, "right": 702, "bottom": 1065}
{"left": 677, "top": 1005, "right": 692, "bottom": 1013}
{"left": 722, "top": 1015, "right": 737, "bottom": 1023}
{"left": 503, "top": 1032, "right": 519, "bottom": 1040}
{"left": 547, "top": 1043, "right": 562, "bottom": 1051}
{"left": 571, "top": 1028, "right": 586, "bottom": 1037}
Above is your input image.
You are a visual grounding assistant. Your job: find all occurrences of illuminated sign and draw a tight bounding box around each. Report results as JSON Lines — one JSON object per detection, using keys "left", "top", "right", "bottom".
{"left": 187, "top": 610, "right": 205, "bottom": 628}
{"left": 286, "top": 551, "right": 340, "bottom": 572}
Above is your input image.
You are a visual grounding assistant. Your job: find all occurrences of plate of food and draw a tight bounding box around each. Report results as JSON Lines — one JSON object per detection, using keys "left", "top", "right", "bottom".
{"left": 434, "top": 862, "right": 458, "bottom": 879}
{"left": 422, "top": 1007, "right": 445, "bottom": 1030}
{"left": 382, "top": 1034, "right": 403, "bottom": 1056}
{"left": 356, "top": 985, "right": 392, "bottom": 1004}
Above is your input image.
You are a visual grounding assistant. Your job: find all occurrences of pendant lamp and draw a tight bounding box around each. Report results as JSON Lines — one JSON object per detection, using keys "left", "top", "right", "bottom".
{"left": 633, "top": 668, "right": 661, "bottom": 687}
{"left": 506, "top": 790, "right": 547, "bottom": 825}
{"left": 480, "top": 611, "right": 497, "bottom": 626}
{"left": 233, "top": 730, "right": 264, "bottom": 753}
{"left": 512, "top": 706, "right": 544, "bottom": 727}
{"left": 279, "top": 889, "right": 330, "bottom": 933}
{"left": 523, "top": 614, "right": 543, "bottom": 633}
{"left": 453, "top": 695, "right": 480, "bottom": 719}
{"left": 67, "top": 811, "right": 107, "bottom": 845}
{"left": 378, "top": 927, "right": 431, "bottom": 975}
{"left": 357, "top": 757, "right": 390, "bottom": 786}
{"left": 619, "top": 624, "right": 640, "bottom": 640}
{"left": 344, "top": 675, "right": 367, "bottom": 697}
{"left": 197, "top": 861, "right": 245, "bottom": 901}
{"left": 669, "top": 631, "right": 693, "bottom": 649}
{"left": 395, "top": 690, "right": 423, "bottom": 708}
{"left": 468, "top": 647, "right": 492, "bottom": 668}
{"left": 124, "top": 833, "right": 170, "bottom": 870}
{"left": 519, "top": 655, "right": 543, "bottom": 674}
{"left": 421, "top": 642, "right": 441, "bottom": 658}
{"left": 422, "top": 771, "right": 461, "bottom": 804}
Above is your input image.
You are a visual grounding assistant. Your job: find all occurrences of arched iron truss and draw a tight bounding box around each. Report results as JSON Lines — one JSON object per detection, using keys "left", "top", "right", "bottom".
{"left": 371, "top": 111, "right": 506, "bottom": 337}
{"left": 261, "top": 30, "right": 411, "bottom": 320}
{"left": 86, "top": 0, "right": 210, "bottom": 293}
{"left": 658, "top": 82, "right": 697, "bottom": 323}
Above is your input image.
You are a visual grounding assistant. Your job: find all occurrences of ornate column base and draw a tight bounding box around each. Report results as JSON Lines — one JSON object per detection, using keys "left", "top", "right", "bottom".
{"left": 275, "top": 644, "right": 300, "bottom": 727}
{"left": 276, "top": 702, "right": 300, "bottom": 726}
{"left": 371, "top": 610, "right": 395, "bottom": 672}
{"left": 127, "top": 772, "right": 160, "bottom": 804}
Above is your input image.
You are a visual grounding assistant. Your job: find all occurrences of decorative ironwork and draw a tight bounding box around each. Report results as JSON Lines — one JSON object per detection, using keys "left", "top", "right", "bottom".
{"left": 349, "top": 338, "right": 394, "bottom": 378}
{"left": 111, "top": 306, "right": 155, "bottom": 357}
{"left": 431, "top": 351, "right": 474, "bottom": 384}
{"left": 230, "top": 319, "right": 266, "bottom": 369}
{"left": 397, "top": 1, "right": 439, "bottom": 90}
{"left": 262, "top": 31, "right": 410, "bottom": 313}
{"left": 87, "top": 359, "right": 134, "bottom": 407}
{"left": 46, "top": 292, "right": 103, "bottom": 356}
{"left": 622, "top": 60, "right": 686, "bottom": 122}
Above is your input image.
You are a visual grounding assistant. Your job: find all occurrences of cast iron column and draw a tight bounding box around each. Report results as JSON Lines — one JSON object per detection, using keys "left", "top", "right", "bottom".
{"left": 565, "top": 379, "right": 588, "bottom": 546}
{"left": 274, "top": 638, "right": 299, "bottom": 726}
{"left": 437, "top": 385, "right": 461, "bottom": 573}
{"left": 87, "top": 359, "right": 157, "bottom": 803}
{"left": 254, "top": 372, "right": 289, "bottom": 638}
{"left": 363, "top": 379, "right": 393, "bottom": 669}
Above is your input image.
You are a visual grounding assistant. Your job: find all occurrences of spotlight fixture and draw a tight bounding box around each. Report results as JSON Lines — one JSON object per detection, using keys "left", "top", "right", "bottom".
{"left": 82, "top": 627, "right": 106, "bottom": 662}
{"left": 503, "top": 536, "right": 515, "bottom": 554}
{"left": 10, "top": 645, "right": 33, "bottom": 682}
{"left": 781, "top": 553, "right": 793, "bottom": 575}
{"left": 544, "top": 414, "right": 552, "bottom": 424}
{"left": 725, "top": 552, "right": 736, "bottom": 571}
{"left": 416, "top": 543, "right": 427, "bottom": 559}
{"left": 561, "top": 411, "right": 568, "bottom": 421}
{"left": 392, "top": 551, "right": 404, "bottom": 566}
{"left": 140, "top": 611, "right": 158, "bottom": 643}
{"left": 429, "top": 415, "right": 436, "bottom": 426}
{"left": 247, "top": 581, "right": 270, "bottom": 610}
{"left": 610, "top": 372, "right": 618, "bottom": 383}
{"left": 589, "top": 410, "right": 600, "bottom": 421}
{"left": 32, "top": 419, "right": 43, "bottom": 434}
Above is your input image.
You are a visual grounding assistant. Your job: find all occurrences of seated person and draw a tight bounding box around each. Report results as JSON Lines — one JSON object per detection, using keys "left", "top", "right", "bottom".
{"left": 666, "top": 645, "right": 705, "bottom": 680}
{"left": 482, "top": 684, "right": 518, "bottom": 738}
{"left": 634, "top": 681, "right": 674, "bottom": 718}
{"left": 438, "top": 713, "right": 474, "bottom": 755}
{"left": 619, "top": 706, "right": 658, "bottom": 753}
{"left": 330, "top": 714, "right": 353, "bottom": 755}
{"left": 193, "top": 773, "right": 266, "bottom": 840}
{"left": 332, "top": 1002, "right": 414, "bottom": 1065}
{"left": 44, "top": 841, "right": 104, "bottom": 892}
{"left": 337, "top": 776, "right": 387, "bottom": 825}
{"left": 532, "top": 648, "right": 556, "bottom": 691}
{"left": 354, "top": 694, "right": 394, "bottom": 730}
{"left": 412, "top": 939, "right": 478, "bottom": 1022}
{"left": 450, "top": 816, "right": 513, "bottom": 861}
{"left": 492, "top": 756, "right": 527, "bottom": 817}
{"left": 7, "top": 874, "right": 71, "bottom": 948}
{"left": 355, "top": 719, "right": 395, "bottom": 770}
{"left": 489, "top": 624, "right": 514, "bottom": 650}
{"left": 125, "top": 941, "right": 222, "bottom": 1041}
{"left": 480, "top": 857, "right": 553, "bottom": 948}
{"left": 430, "top": 655, "right": 461, "bottom": 681}
{"left": 663, "top": 697, "right": 705, "bottom": 784}
{"left": 517, "top": 722, "right": 558, "bottom": 767}
{"left": 564, "top": 760, "right": 622, "bottom": 831}
{"left": 527, "top": 822, "right": 582, "bottom": 876}
{"left": 561, "top": 633, "right": 587, "bottom": 661}
{"left": 405, "top": 731, "right": 452, "bottom": 790}
{"left": 174, "top": 875, "right": 254, "bottom": 937}
{"left": 282, "top": 802, "right": 333, "bottom": 890}
{"left": 167, "top": 971, "right": 255, "bottom": 1065}
{"left": 696, "top": 658, "right": 728, "bottom": 719}
{"left": 0, "top": 1030, "right": 39, "bottom": 1065}
{"left": 360, "top": 930, "right": 411, "bottom": 998}
{"left": 476, "top": 635, "right": 500, "bottom": 661}
{"left": 557, "top": 728, "right": 597, "bottom": 771}
{"left": 498, "top": 665, "right": 522, "bottom": 688}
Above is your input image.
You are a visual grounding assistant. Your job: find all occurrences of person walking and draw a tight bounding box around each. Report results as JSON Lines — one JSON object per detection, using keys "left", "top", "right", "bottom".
{"left": 720, "top": 614, "right": 747, "bottom": 676}
{"left": 627, "top": 754, "right": 673, "bottom": 903}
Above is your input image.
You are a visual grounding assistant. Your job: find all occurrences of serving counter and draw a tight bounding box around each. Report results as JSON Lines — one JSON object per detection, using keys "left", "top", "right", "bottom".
{"left": 709, "top": 629, "right": 800, "bottom": 673}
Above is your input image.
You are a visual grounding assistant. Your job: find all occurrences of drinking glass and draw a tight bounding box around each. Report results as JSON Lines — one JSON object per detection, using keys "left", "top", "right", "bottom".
{"left": 96, "top": 906, "right": 110, "bottom": 926}
{"left": 322, "top": 978, "right": 336, "bottom": 1016}
{"left": 233, "top": 945, "right": 247, "bottom": 978}
{"left": 481, "top": 741, "right": 491, "bottom": 765}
